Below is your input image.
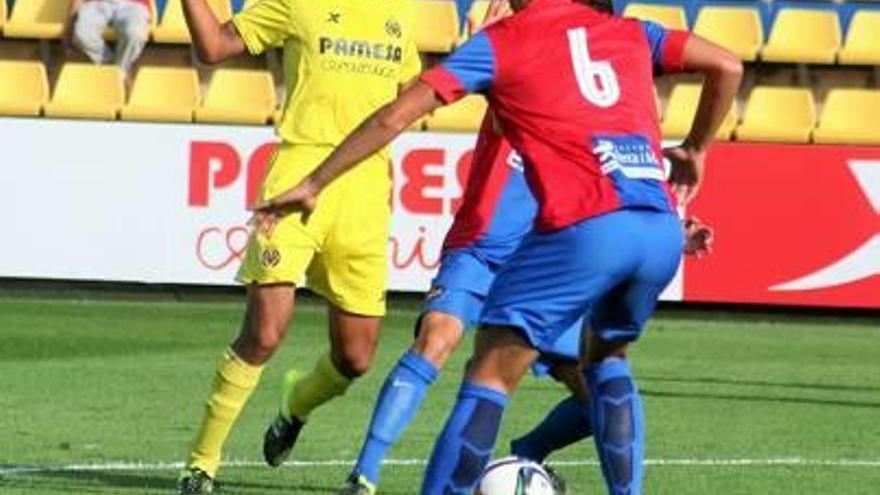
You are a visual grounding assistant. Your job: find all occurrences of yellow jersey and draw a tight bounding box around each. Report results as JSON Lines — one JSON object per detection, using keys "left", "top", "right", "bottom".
{"left": 233, "top": 0, "right": 421, "bottom": 150}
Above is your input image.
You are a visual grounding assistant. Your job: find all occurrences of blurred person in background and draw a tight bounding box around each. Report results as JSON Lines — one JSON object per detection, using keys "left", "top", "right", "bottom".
{"left": 63, "top": 0, "right": 152, "bottom": 76}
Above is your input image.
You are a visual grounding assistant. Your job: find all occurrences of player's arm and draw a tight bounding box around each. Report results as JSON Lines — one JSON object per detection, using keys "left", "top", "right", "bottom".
{"left": 257, "top": 29, "right": 497, "bottom": 216}
{"left": 658, "top": 31, "right": 742, "bottom": 204}
{"left": 679, "top": 37, "right": 742, "bottom": 155}
{"left": 255, "top": 83, "right": 443, "bottom": 215}
{"left": 182, "top": 0, "right": 245, "bottom": 63}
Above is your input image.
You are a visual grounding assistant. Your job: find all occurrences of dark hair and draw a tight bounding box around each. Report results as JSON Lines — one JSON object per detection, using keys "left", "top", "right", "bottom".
{"left": 579, "top": 0, "right": 615, "bottom": 14}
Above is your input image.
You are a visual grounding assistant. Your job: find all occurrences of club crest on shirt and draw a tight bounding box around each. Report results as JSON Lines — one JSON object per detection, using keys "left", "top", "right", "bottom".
{"left": 261, "top": 248, "right": 281, "bottom": 268}
{"left": 385, "top": 19, "right": 402, "bottom": 39}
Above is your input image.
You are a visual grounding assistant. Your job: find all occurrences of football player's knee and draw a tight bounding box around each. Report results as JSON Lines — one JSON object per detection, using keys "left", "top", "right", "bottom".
{"left": 236, "top": 317, "right": 285, "bottom": 357}
{"left": 412, "top": 317, "right": 463, "bottom": 367}
{"left": 333, "top": 349, "right": 373, "bottom": 378}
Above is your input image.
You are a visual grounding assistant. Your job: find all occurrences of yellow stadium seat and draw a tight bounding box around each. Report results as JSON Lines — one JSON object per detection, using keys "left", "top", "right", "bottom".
{"left": 413, "top": 0, "right": 460, "bottom": 53}
{"left": 694, "top": 7, "right": 763, "bottom": 61}
{"left": 3, "top": 0, "right": 70, "bottom": 39}
{"left": 195, "top": 69, "right": 276, "bottom": 125}
{"left": 152, "top": 0, "right": 231, "bottom": 43}
{"left": 426, "top": 95, "right": 487, "bottom": 132}
{"left": 1, "top": 0, "right": 7, "bottom": 33}
{"left": 661, "top": 84, "right": 738, "bottom": 140}
{"left": 761, "top": 9, "right": 841, "bottom": 64}
{"left": 623, "top": 3, "right": 687, "bottom": 30}
{"left": 0, "top": 60, "right": 49, "bottom": 117}
{"left": 120, "top": 67, "right": 200, "bottom": 123}
{"left": 466, "top": 1, "right": 490, "bottom": 35}
{"left": 735, "top": 87, "right": 815, "bottom": 143}
{"left": 44, "top": 64, "right": 125, "bottom": 120}
{"left": 813, "top": 89, "right": 880, "bottom": 145}
{"left": 838, "top": 11, "right": 880, "bottom": 65}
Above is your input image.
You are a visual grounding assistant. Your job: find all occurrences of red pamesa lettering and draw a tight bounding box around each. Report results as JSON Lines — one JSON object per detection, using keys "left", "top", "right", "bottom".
{"left": 399, "top": 148, "right": 474, "bottom": 215}
{"left": 187, "top": 141, "right": 276, "bottom": 209}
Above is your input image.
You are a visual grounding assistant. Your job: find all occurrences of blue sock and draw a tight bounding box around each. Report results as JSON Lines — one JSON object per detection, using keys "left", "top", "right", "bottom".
{"left": 420, "top": 382, "right": 509, "bottom": 495}
{"left": 586, "top": 357, "right": 645, "bottom": 495}
{"left": 510, "top": 395, "right": 593, "bottom": 463}
{"left": 352, "top": 350, "right": 438, "bottom": 485}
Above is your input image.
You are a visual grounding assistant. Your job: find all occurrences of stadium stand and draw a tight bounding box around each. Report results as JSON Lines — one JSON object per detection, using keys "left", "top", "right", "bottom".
{"left": 761, "top": 7, "right": 841, "bottom": 64}
{"left": 194, "top": 69, "right": 276, "bottom": 125}
{"left": 413, "top": 0, "right": 460, "bottom": 52}
{"left": 693, "top": 6, "right": 763, "bottom": 61}
{"left": 735, "top": 86, "right": 816, "bottom": 143}
{"left": 152, "top": 0, "right": 232, "bottom": 44}
{"left": 838, "top": 10, "right": 880, "bottom": 65}
{"left": 3, "top": 0, "right": 69, "bottom": 39}
{"left": 662, "top": 83, "right": 738, "bottom": 140}
{"left": 1, "top": 0, "right": 879, "bottom": 144}
{"left": 425, "top": 94, "right": 488, "bottom": 132}
{"left": 0, "top": 60, "right": 49, "bottom": 116}
{"left": 43, "top": 63, "right": 125, "bottom": 120}
{"left": 120, "top": 66, "right": 199, "bottom": 122}
{"left": 813, "top": 89, "right": 880, "bottom": 144}
{"left": 622, "top": 3, "right": 688, "bottom": 29}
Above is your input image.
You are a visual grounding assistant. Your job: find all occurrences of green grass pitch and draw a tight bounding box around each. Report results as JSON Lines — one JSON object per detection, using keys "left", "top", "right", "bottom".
{"left": 1, "top": 296, "right": 878, "bottom": 494}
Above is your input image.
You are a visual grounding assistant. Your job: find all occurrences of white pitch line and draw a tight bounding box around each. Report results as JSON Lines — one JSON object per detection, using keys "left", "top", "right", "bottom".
{"left": 2, "top": 458, "right": 880, "bottom": 475}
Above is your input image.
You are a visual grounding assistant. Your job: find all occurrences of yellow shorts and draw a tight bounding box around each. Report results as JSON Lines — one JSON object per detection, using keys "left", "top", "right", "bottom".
{"left": 236, "top": 143, "right": 392, "bottom": 317}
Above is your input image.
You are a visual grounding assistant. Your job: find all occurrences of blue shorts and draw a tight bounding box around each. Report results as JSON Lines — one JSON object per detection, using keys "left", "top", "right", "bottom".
{"left": 531, "top": 321, "right": 584, "bottom": 377}
{"left": 421, "top": 249, "right": 495, "bottom": 329}
{"left": 481, "top": 209, "right": 684, "bottom": 354}
{"left": 423, "top": 248, "right": 586, "bottom": 376}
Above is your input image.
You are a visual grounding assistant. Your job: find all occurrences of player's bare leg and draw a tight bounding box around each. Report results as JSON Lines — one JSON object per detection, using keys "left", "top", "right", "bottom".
{"left": 263, "top": 305, "right": 383, "bottom": 467}
{"left": 413, "top": 311, "right": 467, "bottom": 365}
{"left": 179, "top": 284, "right": 295, "bottom": 494}
{"left": 421, "top": 326, "right": 538, "bottom": 494}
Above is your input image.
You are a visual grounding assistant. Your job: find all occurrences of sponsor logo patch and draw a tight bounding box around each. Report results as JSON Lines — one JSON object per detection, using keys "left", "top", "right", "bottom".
{"left": 385, "top": 19, "right": 402, "bottom": 39}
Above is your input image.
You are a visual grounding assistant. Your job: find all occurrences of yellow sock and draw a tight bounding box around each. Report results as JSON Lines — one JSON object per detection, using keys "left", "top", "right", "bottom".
{"left": 186, "top": 349, "right": 263, "bottom": 478}
{"left": 286, "top": 353, "right": 352, "bottom": 421}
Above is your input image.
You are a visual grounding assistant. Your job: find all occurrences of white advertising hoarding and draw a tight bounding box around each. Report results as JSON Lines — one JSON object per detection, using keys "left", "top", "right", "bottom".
{"left": 0, "top": 118, "right": 681, "bottom": 300}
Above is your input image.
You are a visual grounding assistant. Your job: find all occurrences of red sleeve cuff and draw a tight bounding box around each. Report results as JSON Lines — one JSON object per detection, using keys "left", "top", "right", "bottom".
{"left": 420, "top": 67, "right": 467, "bottom": 105}
{"left": 662, "top": 30, "right": 690, "bottom": 73}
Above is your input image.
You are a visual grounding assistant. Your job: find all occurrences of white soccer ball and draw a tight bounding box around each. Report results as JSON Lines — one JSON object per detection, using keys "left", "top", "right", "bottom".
{"left": 475, "top": 457, "right": 556, "bottom": 495}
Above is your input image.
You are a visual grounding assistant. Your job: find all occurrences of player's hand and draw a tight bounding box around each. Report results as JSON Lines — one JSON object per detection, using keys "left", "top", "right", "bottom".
{"left": 683, "top": 217, "right": 714, "bottom": 258}
{"left": 253, "top": 179, "right": 319, "bottom": 223}
{"left": 480, "top": 0, "right": 512, "bottom": 29}
{"left": 249, "top": 210, "right": 280, "bottom": 237}
{"left": 665, "top": 144, "right": 706, "bottom": 206}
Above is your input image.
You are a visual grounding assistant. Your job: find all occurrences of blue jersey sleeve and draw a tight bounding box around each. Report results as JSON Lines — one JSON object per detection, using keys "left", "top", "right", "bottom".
{"left": 640, "top": 20, "right": 669, "bottom": 72}
{"left": 440, "top": 31, "right": 497, "bottom": 93}
{"left": 640, "top": 20, "right": 689, "bottom": 74}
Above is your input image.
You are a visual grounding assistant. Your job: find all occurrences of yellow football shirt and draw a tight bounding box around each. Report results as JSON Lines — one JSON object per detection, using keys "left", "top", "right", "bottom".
{"left": 232, "top": 0, "right": 421, "bottom": 149}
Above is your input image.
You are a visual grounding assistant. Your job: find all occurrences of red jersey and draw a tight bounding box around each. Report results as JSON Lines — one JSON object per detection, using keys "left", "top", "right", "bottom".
{"left": 443, "top": 114, "right": 537, "bottom": 264}
{"left": 421, "top": 0, "right": 690, "bottom": 231}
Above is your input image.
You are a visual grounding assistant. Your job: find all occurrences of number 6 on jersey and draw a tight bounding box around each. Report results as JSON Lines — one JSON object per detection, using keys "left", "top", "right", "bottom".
{"left": 568, "top": 28, "right": 620, "bottom": 107}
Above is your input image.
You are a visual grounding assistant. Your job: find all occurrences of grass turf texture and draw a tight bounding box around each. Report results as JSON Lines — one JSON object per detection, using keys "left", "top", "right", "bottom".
{"left": 1, "top": 297, "right": 878, "bottom": 494}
